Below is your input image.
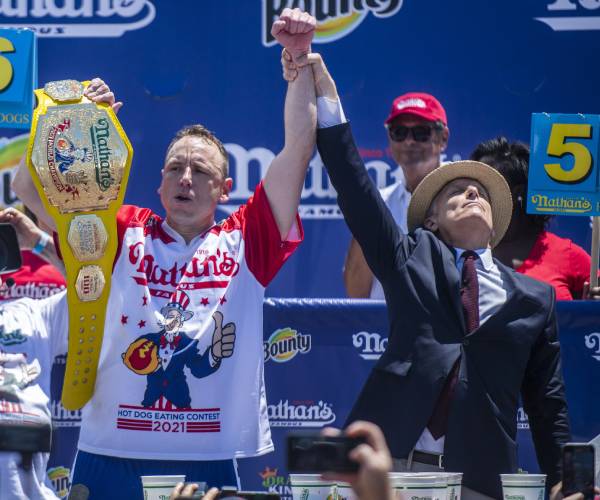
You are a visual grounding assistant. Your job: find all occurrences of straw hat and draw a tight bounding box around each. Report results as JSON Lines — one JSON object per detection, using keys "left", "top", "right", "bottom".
{"left": 407, "top": 160, "right": 513, "bottom": 248}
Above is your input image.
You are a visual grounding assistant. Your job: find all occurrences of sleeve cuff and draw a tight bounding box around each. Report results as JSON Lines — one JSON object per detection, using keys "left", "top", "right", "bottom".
{"left": 317, "top": 97, "right": 347, "bottom": 129}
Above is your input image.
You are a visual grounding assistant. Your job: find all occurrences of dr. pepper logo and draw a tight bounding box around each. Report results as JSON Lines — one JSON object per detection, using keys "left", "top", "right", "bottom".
{"left": 261, "top": 0, "right": 403, "bottom": 46}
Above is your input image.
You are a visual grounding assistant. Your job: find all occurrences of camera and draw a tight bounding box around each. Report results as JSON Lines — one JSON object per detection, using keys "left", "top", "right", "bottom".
{"left": 287, "top": 433, "right": 366, "bottom": 473}
{"left": 0, "top": 223, "right": 21, "bottom": 274}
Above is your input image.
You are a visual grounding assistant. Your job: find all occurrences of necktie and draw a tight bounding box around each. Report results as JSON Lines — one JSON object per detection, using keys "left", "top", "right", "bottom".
{"left": 427, "top": 250, "right": 480, "bottom": 440}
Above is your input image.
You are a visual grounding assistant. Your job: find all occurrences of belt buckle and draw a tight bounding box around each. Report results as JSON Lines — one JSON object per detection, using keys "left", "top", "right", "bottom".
{"left": 437, "top": 453, "right": 444, "bottom": 469}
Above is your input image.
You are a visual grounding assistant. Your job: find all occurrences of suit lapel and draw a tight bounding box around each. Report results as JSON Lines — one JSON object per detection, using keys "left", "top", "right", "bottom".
{"left": 441, "top": 243, "right": 466, "bottom": 333}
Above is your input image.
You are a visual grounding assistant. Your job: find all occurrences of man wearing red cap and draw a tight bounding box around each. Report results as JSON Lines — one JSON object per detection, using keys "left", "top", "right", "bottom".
{"left": 344, "top": 92, "right": 449, "bottom": 298}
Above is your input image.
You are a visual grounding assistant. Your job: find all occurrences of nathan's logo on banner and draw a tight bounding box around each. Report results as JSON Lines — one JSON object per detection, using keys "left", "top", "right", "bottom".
{"left": 51, "top": 399, "right": 82, "bottom": 427}
{"left": 47, "top": 466, "right": 71, "bottom": 499}
{"left": 0, "top": 134, "right": 29, "bottom": 209}
{"left": 529, "top": 194, "right": 592, "bottom": 214}
{"left": 0, "top": 0, "right": 156, "bottom": 37}
{"left": 222, "top": 144, "right": 399, "bottom": 219}
{"left": 353, "top": 331, "right": 387, "bottom": 360}
{"left": 262, "top": 0, "right": 403, "bottom": 46}
{"left": 517, "top": 406, "right": 530, "bottom": 430}
{"left": 264, "top": 328, "right": 311, "bottom": 363}
{"left": 260, "top": 467, "right": 292, "bottom": 499}
{"left": 536, "top": 0, "right": 600, "bottom": 31}
{"left": 268, "top": 399, "right": 336, "bottom": 427}
{"left": 584, "top": 332, "right": 600, "bottom": 361}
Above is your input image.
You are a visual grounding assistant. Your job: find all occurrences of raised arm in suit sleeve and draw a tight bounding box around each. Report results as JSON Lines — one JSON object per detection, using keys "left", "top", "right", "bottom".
{"left": 317, "top": 123, "right": 410, "bottom": 283}
{"left": 520, "top": 291, "right": 571, "bottom": 488}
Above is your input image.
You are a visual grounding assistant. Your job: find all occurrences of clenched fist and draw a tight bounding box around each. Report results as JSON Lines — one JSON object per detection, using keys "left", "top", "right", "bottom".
{"left": 210, "top": 311, "right": 236, "bottom": 360}
{"left": 271, "top": 8, "right": 316, "bottom": 63}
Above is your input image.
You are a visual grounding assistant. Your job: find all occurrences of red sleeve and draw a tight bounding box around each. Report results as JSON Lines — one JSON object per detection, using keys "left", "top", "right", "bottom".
{"left": 567, "top": 239, "right": 593, "bottom": 297}
{"left": 114, "top": 204, "right": 156, "bottom": 264}
{"left": 225, "top": 181, "right": 303, "bottom": 287}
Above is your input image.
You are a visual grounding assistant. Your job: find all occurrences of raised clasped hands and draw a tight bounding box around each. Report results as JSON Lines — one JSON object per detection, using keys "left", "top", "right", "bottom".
{"left": 271, "top": 7, "right": 316, "bottom": 65}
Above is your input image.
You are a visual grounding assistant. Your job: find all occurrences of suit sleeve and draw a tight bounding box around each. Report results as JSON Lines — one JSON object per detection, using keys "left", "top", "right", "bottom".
{"left": 317, "top": 123, "right": 410, "bottom": 283}
{"left": 520, "top": 290, "right": 571, "bottom": 487}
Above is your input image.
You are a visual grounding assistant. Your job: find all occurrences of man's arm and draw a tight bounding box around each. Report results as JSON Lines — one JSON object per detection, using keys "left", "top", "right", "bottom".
{"left": 262, "top": 9, "right": 317, "bottom": 240}
{"left": 344, "top": 238, "right": 374, "bottom": 298}
{"left": 521, "top": 291, "right": 571, "bottom": 491}
{"left": 11, "top": 78, "right": 123, "bottom": 231}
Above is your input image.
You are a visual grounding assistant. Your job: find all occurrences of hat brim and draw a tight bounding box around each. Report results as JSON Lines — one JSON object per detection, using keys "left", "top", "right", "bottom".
{"left": 384, "top": 109, "right": 445, "bottom": 126}
{"left": 160, "top": 306, "right": 193, "bottom": 321}
{"left": 407, "top": 161, "right": 512, "bottom": 248}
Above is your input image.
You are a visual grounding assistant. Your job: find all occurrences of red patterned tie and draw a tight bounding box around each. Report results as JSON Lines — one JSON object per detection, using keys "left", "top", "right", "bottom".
{"left": 427, "top": 250, "right": 480, "bottom": 440}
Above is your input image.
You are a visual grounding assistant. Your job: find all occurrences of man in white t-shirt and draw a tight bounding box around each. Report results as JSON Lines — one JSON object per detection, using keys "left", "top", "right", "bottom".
{"left": 0, "top": 247, "right": 68, "bottom": 499}
{"left": 13, "top": 8, "right": 319, "bottom": 499}
{"left": 343, "top": 93, "right": 450, "bottom": 298}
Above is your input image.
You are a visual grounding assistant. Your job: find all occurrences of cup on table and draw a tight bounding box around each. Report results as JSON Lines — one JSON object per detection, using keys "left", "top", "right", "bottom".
{"left": 289, "top": 473, "right": 337, "bottom": 499}
{"left": 141, "top": 474, "right": 186, "bottom": 500}
{"left": 336, "top": 481, "right": 358, "bottom": 500}
{"left": 500, "top": 473, "right": 546, "bottom": 500}
{"left": 389, "top": 473, "right": 448, "bottom": 500}
{"left": 445, "top": 473, "right": 463, "bottom": 500}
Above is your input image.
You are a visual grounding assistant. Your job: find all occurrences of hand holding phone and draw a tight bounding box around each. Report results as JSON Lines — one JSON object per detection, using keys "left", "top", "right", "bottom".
{"left": 287, "top": 433, "right": 366, "bottom": 473}
{"left": 562, "top": 443, "right": 595, "bottom": 500}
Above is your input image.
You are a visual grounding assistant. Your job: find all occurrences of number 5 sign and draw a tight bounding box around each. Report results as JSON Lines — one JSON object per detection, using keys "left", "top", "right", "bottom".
{"left": 0, "top": 28, "right": 36, "bottom": 130}
{"left": 528, "top": 113, "right": 600, "bottom": 216}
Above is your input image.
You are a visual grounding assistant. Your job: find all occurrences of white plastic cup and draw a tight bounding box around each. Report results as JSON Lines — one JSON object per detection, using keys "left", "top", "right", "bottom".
{"left": 141, "top": 475, "right": 186, "bottom": 500}
{"left": 390, "top": 473, "right": 448, "bottom": 500}
{"left": 289, "top": 474, "right": 337, "bottom": 499}
{"left": 500, "top": 473, "right": 546, "bottom": 500}
{"left": 336, "top": 481, "right": 359, "bottom": 500}
{"left": 445, "top": 473, "right": 463, "bottom": 500}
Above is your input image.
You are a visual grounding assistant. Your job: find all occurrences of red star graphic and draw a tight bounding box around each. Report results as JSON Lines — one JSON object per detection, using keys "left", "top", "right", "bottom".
{"left": 219, "top": 296, "right": 227, "bottom": 305}
{"left": 137, "top": 319, "right": 146, "bottom": 328}
{"left": 121, "top": 315, "right": 128, "bottom": 325}
{"left": 201, "top": 297, "right": 209, "bottom": 306}
{"left": 142, "top": 296, "right": 148, "bottom": 306}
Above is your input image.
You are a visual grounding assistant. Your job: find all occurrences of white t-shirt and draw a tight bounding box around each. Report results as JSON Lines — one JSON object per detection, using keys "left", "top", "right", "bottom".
{"left": 369, "top": 181, "right": 410, "bottom": 299}
{"left": 77, "top": 182, "right": 302, "bottom": 460}
{"left": 0, "top": 292, "right": 68, "bottom": 500}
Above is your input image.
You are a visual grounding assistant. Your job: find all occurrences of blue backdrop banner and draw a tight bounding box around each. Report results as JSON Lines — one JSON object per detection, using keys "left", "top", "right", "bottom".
{"left": 46, "top": 299, "right": 600, "bottom": 498}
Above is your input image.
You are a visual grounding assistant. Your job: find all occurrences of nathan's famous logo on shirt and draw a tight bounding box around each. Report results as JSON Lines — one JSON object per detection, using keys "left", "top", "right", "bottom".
{"left": 0, "top": 281, "right": 66, "bottom": 300}
{"left": 0, "top": 134, "right": 29, "bottom": 210}
{"left": 584, "top": 332, "right": 600, "bottom": 362}
{"left": 261, "top": 0, "right": 403, "bottom": 46}
{"left": 352, "top": 331, "right": 387, "bottom": 360}
{"left": 47, "top": 466, "right": 71, "bottom": 499}
{"left": 529, "top": 194, "right": 592, "bottom": 214}
{"left": 536, "top": 0, "right": 600, "bottom": 31}
{"left": 260, "top": 467, "right": 292, "bottom": 500}
{"left": 0, "top": 325, "right": 26, "bottom": 346}
{"left": 268, "top": 399, "right": 336, "bottom": 427}
{"left": 221, "top": 144, "right": 402, "bottom": 220}
{"left": 517, "top": 406, "right": 530, "bottom": 430}
{"left": 264, "top": 328, "right": 311, "bottom": 363}
{"left": 51, "top": 399, "right": 82, "bottom": 427}
{"left": 0, "top": 0, "right": 156, "bottom": 37}
{"left": 128, "top": 243, "right": 240, "bottom": 297}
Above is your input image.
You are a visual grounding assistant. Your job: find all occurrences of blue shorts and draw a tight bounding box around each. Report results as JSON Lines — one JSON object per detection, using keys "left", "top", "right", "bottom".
{"left": 71, "top": 450, "right": 239, "bottom": 500}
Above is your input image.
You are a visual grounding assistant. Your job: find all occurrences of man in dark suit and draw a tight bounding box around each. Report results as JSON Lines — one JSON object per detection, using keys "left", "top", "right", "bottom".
{"left": 282, "top": 52, "right": 571, "bottom": 498}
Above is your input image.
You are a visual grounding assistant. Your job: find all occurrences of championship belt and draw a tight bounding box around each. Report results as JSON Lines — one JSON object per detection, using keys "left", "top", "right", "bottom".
{"left": 27, "top": 80, "right": 133, "bottom": 410}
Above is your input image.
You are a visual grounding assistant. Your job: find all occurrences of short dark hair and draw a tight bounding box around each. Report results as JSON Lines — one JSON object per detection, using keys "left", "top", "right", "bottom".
{"left": 165, "top": 124, "right": 229, "bottom": 177}
{"left": 470, "top": 136, "right": 551, "bottom": 230}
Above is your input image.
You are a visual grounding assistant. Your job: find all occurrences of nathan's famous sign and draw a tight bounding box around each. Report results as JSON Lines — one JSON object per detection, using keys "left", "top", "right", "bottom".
{"left": 528, "top": 113, "right": 600, "bottom": 216}
{"left": 262, "top": 0, "right": 403, "bottom": 46}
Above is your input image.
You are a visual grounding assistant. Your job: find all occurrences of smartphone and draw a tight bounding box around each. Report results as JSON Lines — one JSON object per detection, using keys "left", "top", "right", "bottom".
{"left": 562, "top": 443, "right": 595, "bottom": 499}
{"left": 287, "top": 433, "right": 366, "bottom": 473}
{"left": 215, "top": 490, "right": 280, "bottom": 499}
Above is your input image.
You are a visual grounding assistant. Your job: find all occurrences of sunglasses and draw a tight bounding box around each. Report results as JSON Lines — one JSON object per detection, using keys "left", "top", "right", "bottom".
{"left": 387, "top": 124, "right": 441, "bottom": 142}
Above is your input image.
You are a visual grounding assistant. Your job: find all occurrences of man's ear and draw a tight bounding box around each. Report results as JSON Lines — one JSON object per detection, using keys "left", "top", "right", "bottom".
{"left": 424, "top": 215, "right": 438, "bottom": 232}
{"left": 218, "top": 177, "right": 233, "bottom": 204}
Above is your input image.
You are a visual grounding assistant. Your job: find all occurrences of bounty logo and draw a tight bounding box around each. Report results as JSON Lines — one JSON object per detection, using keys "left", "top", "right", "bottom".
{"left": 353, "top": 331, "right": 387, "bottom": 360}
{"left": 0, "top": 0, "right": 156, "bottom": 38}
{"left": 264, "top": 327, "right": 311, "bottom": 363}
{"left": 517, "top": 406, "right": 530, "bottom": 430}
{"left": 268, "top": 399, "right": 336, "bottom": 427}
{"left": 0, "top": 134, "right": 28, "bottom": 210}
{"left": 584, "top": 332, "right": 600, "bottom": 361}
{"left": 262, "top": 0, "right": 404, "bottom": 46}
{"left": 536, "top": 0, "right": 600, "bottom": 31}
{"left": 47, "top": 466, "right": 71, "bottom": 499}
